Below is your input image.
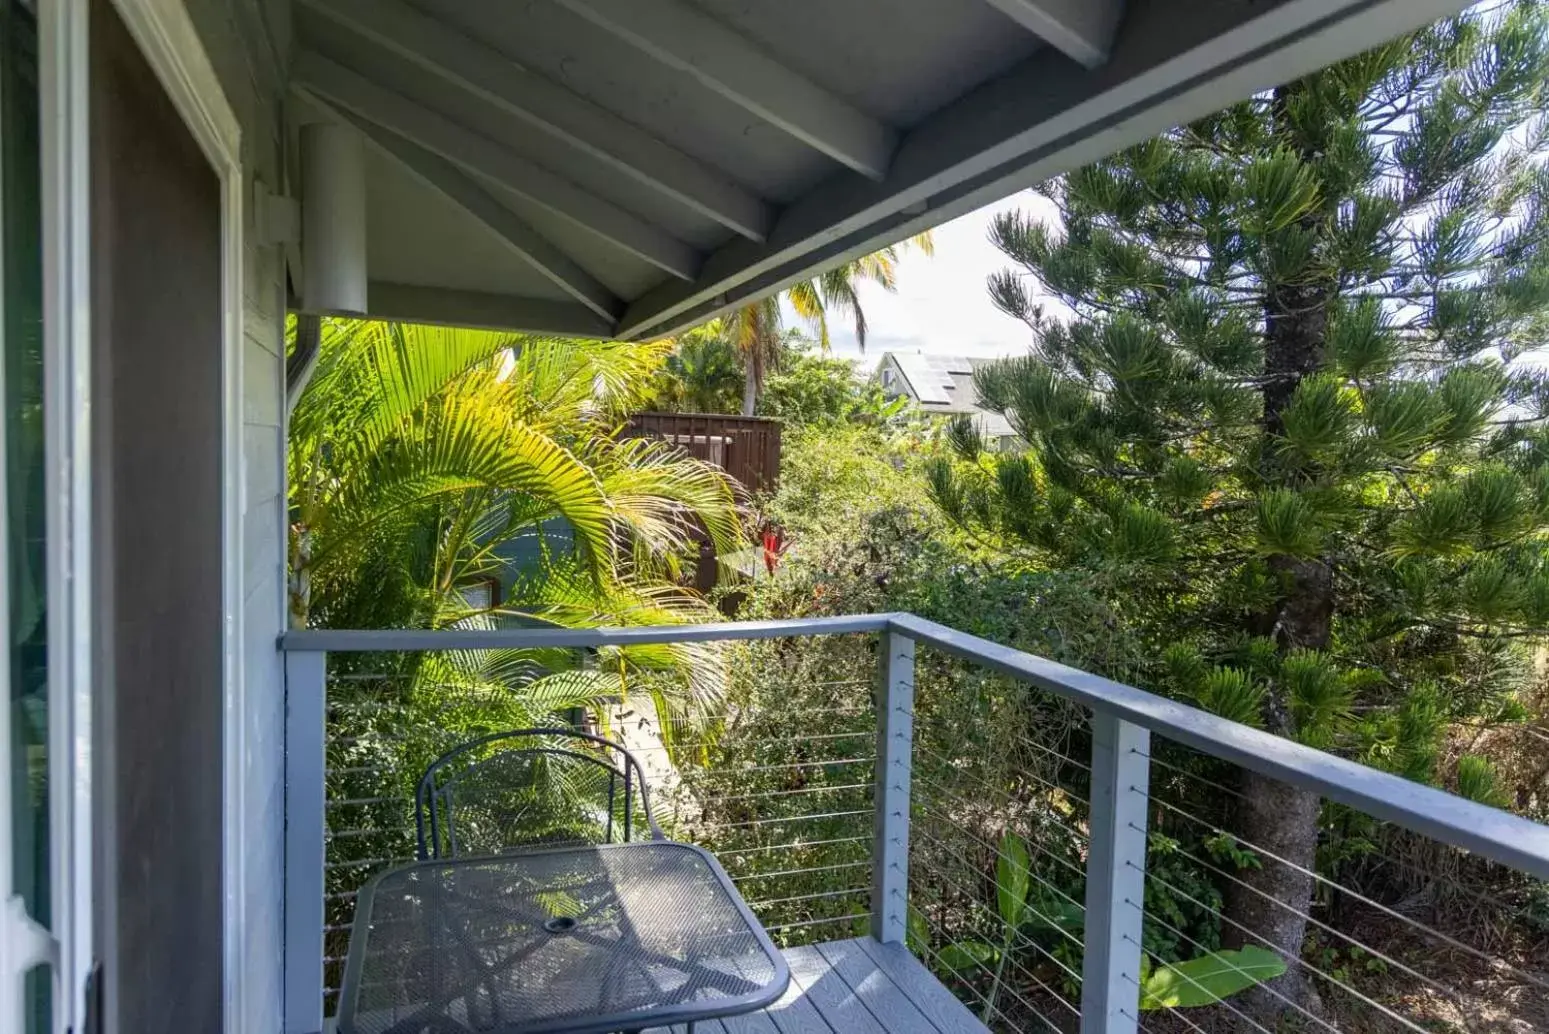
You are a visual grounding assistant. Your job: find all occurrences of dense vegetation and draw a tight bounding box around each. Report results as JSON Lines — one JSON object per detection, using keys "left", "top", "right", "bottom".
{"left": 288, "top": 320, "right": 744, "bottom": 1001}
{"left": 927, "top": 1, "right": 1549, "bottom": 1019}
{"left": 292, "top": 4, "right": 1549, "bottom": 1028}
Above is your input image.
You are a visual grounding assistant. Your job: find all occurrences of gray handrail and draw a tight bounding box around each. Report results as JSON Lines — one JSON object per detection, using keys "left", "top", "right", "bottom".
{"left": 887, "top": 613, "right": 1549, "bottom": 880}
{"left": 283, "top": 610, "right": 1549, "bottom": 1034}
{"left": 280, "top": 610, "right": 1549, "bottom": 879}
{"left": 279, "top": 613, "right": 893, "bottom": 652}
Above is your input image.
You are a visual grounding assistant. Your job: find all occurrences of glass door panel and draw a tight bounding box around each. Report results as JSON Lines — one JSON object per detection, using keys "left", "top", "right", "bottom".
{"left": 0, "top": 1, "right": 49, "bottom": 1031}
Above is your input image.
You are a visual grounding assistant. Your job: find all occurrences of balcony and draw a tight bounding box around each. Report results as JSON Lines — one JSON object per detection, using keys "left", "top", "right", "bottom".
{"left": 280, "top": 614, "right": 1549, "bottom": 1034}
{"left": 625, "top": 412, "right": 783, "bottom": 496}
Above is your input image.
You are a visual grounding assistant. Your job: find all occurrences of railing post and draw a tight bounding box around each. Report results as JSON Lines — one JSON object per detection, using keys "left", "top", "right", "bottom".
{"left": 1082, "top": 711, "right": 1151, "bottom": 1033}
{"left": 284, "top": 649, "right": 327, "bottom": 1034}
{"left": 871, "top": 629, "right": 915, "bottom": 944}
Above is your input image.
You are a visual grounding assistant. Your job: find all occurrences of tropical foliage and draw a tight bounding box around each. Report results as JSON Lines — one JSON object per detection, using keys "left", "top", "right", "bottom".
{"left": 289, "top": 8, "right": 1549, "bottom": 1028}
{"left": 647, "top": 331, "right": 902, "bottom": 428}
{"left": 288, "top": 318, "right": 740, "bottom": 637}
{"left": 644, "top": 323, "right": 744, "bottom": 415}
{"left": 727, "top": 234, "right": 933, "bottom": 414}
{"left": 288, "top": 316, "right": 745, "bottom": 772}
{"left": 756, "top": 350, "right": 902, "bottom": 427}
{"left": 293, "top": 318, "right": 750, "bottom": 998}
{"left": 925, "top": 1, "right": 1549, "bottom": 1015}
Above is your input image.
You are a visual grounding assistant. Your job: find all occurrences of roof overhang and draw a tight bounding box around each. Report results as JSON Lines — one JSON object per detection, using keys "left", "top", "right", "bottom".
{"left": 289, "top": 0, "right": 1471, "bottom": 341}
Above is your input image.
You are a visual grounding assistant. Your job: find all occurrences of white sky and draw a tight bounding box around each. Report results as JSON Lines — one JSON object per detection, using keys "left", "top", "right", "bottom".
{"left": 785, "top": 191, "right": 1061, "bottom": 374}
{"left": 813, "top": 183, "right": 1549, "bottom": 374}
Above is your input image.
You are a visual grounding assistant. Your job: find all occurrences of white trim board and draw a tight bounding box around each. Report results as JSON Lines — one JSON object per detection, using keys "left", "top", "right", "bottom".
{"left": 39, "top": 2, "right": 95, "bottom": 1031}
{"left": 101, "top": 3, "right": 249, "bottom": 1033}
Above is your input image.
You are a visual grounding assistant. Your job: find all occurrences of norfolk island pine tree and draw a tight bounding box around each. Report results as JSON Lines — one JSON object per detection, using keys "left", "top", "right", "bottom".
{"left": 927, "top": 2, "right": 1549, "bottom": 1017}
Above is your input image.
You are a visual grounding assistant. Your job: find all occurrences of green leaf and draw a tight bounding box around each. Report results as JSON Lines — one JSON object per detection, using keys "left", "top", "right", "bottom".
{"left": 1160, "top": 643, "right": 1208, "bottom": 690}
{"left": 1459, "top": 557, "right": 1524, "bottom": 623}
{"left": 1195, "top": 668, "right": 1265, "bottom": 727}
{"left": 1326, "top": 297, "right": 1399, "bottom": 379}
{"left": 1363, "top": 381, "right": 1447, "bottom": 457}
{"left": 1234, "top": 149, "right": 1322, "bottom": 234}
{"left": 1437, "top": 363, "right": 1499, "bottom": 445}
{"left": 1140, "top": 946, "right": 1288, "bottom": 1010}
{"left": 947, "top": 414, "right": 983, "bottom": 461}
{"left": 997, "top": 832, "right": 1032, "bottom": 929}
{"left": 1021, "top": 888, "right": 1085, "bottom": 933}
{"left": 1390, "top": 485, "right": 1473, "bottom": 558}
{"left": 907, "top": 906, "right": 931, "bottom": 952}
{"left": 1462, "top": 466, "right": 1530, "bottom": 544}
{"left": 937, "top": 941, "right": 997, "bottom": 978}
{"left": 1281, "top": 650, "right": 1353, "bottom": 749}
{"left": 1456, "top": 754, "right": 1508, "bottom": 808}
{"left": 1256, "top": 489, "right": 1323, "bottom": 557}
{"left": 1279, "top": 375, "right": 1357, "bottom": 462}
{"left": 1158, "top": 456, "right": 1213, "bottom": 507}
{"left": 1110, "top": 504, "right": 1177, "bottom": 564}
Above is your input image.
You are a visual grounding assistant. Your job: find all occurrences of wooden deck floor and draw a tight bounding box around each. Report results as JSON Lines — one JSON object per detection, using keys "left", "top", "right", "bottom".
{"left": 647, "top": 937, "right": 989, "bottom": 1034}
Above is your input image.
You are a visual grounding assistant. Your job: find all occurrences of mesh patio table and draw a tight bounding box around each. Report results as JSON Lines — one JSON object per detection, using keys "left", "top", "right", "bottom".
{"left": 337, "top": 842, "right": 790, "bottom": 1034}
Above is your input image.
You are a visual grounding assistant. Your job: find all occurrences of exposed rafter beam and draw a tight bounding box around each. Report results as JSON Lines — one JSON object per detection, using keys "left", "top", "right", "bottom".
{"left": 366, "top": 281, "right": 617, "bottom": 337}
{"left": 310, "top": 100, "right": 621, "bottom": 322}
{"left": 981, "top": 0, "right": 1123, "bottom": 68}
{"left": 613, "top": 0, "right": 1471, "bottom": 340}
{"left": 296, "top": 0, "right": 771, "bottom": 242}
{"left": 294, "top": 51, "right": 701, "bottom": 281}
{"left": 552, "top": 0, "right": 896, "bottom": 180}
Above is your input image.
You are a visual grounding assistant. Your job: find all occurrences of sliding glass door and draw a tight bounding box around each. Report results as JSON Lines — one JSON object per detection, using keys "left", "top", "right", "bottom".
{"left": 0, "top": 1, "right": 50, "bottom": 1031}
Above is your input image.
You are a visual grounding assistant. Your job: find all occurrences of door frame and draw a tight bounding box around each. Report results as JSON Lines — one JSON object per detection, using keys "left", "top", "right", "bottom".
{"left": 40, "top": 0, "right": 246, "bottom": 1030}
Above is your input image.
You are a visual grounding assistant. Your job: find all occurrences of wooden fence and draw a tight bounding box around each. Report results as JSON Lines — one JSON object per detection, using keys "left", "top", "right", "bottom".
{"left": 625, "top": 412, "right": 782, "bottom": 494}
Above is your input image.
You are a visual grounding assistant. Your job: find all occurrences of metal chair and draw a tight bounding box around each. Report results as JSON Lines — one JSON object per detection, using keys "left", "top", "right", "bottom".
{"left": 414, "top": 728, "right": 663, "bottom": 860}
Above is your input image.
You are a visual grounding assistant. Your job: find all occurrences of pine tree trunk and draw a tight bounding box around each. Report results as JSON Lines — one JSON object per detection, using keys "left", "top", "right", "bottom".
{"left": 1227, "top": 552, "right": 1330, "bottom": 1016}
{"left": 1222, "top": 79, "right": 1335, "bottom": 1019}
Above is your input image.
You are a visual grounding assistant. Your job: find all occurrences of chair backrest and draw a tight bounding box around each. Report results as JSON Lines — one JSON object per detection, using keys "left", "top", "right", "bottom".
{"left": 414, "top": 728, "right": 663, "bottom": 860}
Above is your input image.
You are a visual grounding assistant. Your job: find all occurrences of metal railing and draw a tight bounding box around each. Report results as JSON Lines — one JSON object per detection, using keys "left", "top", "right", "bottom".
{"left": 279, "top": 613, "right": 1549, "bottom": 1034}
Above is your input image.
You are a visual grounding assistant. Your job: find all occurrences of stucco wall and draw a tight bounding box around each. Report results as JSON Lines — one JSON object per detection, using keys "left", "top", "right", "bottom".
{"left": 184, "top": 1, "right": 291, "bottom": 1029}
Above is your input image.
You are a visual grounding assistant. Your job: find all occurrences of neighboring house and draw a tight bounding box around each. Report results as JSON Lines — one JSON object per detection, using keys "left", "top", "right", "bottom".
{"left": 0, "top": 2, "right": 1478, "bottom": 1034}
{"left": 877, "top": 352, "right": 1020, "bottom": 449}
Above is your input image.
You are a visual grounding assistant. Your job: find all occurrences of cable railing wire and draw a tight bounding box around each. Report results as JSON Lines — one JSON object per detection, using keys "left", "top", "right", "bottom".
{"left": 1120, "top": 891, "right": 1343, "bottom": 1034}
{"left": 910, "top": 843, "right": 1086, "bottom": 987}
{"left": 914, "top": 798, "right": 1090, "bottom": 887}
{"left": 763, "top": 912, "right": 872, "bottom": 935}
{"left": 723, "top": 756, "right": 875, "bottom": 774}
{"left": 1136, "top": 829, "right": 1488, "bottom": 1009}
{"left": 731, "top": 859, "right": 870, "bottom": 883}
{"left": 700, "top": 781, "right": 873, "bottom": 805}
{"left": 717, "top": 834, "right": 872, "bottom": 856}
{"left": 1129, "top": 823, "right": 1524, "bottom": 1026}
{"left": 1123, "top": 862, "right": 1448, "bottom": 1034}
{"left": 913, "top": 824, "right": 1086, "bottom": 951}
{"left": 915, "top": 936, "right": 1074, "bottom": 1034}
{"left": 916, "top": 742, "right": 1090, "bottom": 801}
{"left": 919, "top": 930, "right": 1079, "bottom": 1031}
{"left": 311, "top": 635, "right": 1549, "bottom": 1032}
{"left": 1118, "top": 943, "right": 1279, "bottom": 1034}
{"left": 914, "top": 770, "right": 1091, "bottom": 841}
{"left": 1138, "top": 793, "right": 1549, "bottom": 996}
{"left": 747, "top": 887, "right": 872, "bottom": 909}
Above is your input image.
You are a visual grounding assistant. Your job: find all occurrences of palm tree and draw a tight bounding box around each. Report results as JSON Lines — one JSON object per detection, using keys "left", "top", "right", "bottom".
{"left": 728, "top": 234, "right": 933, "bottom": 415}
{"left": 287, "top": 317, "right": 743, "bottom": 715}
{"left": 649, "top": 324, "right": 744, "bottom": 413}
